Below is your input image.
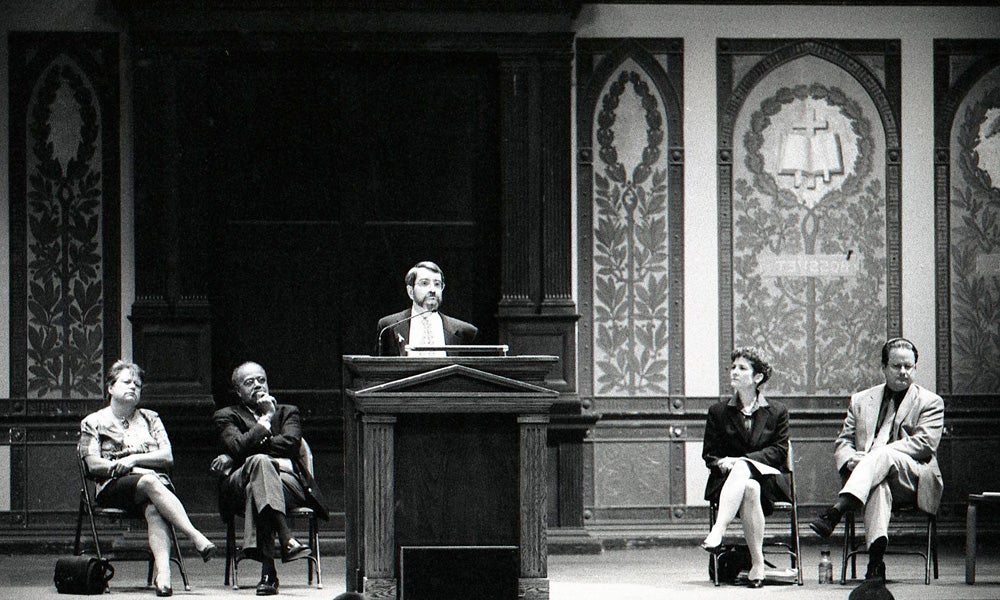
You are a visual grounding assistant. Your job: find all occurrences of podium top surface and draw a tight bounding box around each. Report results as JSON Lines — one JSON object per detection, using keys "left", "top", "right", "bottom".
{"left": 342, "top": 354, "right": 559, "bottom": 388}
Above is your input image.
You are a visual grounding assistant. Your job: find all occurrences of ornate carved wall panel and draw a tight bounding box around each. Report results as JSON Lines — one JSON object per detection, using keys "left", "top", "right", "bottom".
{"left": 718, "top": 40, "right": 901, "bottom": 395}
{"left": 576, "top": 39, "right": 684, "bottom": 410}
{"left": 934, "top": 40, "right": 1000, "bottom": 396}
{"left": 8, "top": 33, "right": 121, "bottom": 409}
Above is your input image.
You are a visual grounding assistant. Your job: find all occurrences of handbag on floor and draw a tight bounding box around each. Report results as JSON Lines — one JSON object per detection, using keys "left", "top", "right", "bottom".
{"left": 53, "top": 555, "right": 114, "bottom": 594}
{"left": 708, "top": 544, "right": 752, "bottom": 583}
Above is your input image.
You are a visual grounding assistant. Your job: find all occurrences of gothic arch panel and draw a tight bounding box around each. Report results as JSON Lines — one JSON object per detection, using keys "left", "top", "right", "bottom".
{"left": 718, "top": 39, "right": 901, "bottom": 396}
{"left": 576, "top": 39, "right": 684, "bottom": 412}
{"left": 8, "top": 33, "right": 121, "bottom": 408}
{"left": 934, "top": 40, "right": 1000, "bottom": 396}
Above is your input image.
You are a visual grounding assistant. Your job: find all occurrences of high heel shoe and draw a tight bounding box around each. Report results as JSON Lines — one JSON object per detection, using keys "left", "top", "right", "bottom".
{"left": 748, "top": 578, "right": 764, "bottom": 588}
{"left": 198, "top": 542, "right": 217, "bottom": 562}
{"left": 154, "top": 583, "right": 173, "bottom": 596}
{"left": 700, "top": 532, "right": 723, "bottom": 552}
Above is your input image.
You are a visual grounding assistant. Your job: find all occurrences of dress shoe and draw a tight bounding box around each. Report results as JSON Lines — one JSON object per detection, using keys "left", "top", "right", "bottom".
{"left": 748, "top": 578, "right": 764, "bottom": 588}
{"left": 255, "top": 574, "right": 279, "bottom": 596}
{"left": 281, "top": 537, "right": 311, "bottom": 563}
{"left": 809, "top": 507, "right": 842, "bottom": 538}
{"left": 700, "top": 542, "right": 722, "bottom": 553}
{"left": 154, "top": 584, "right": 173, "bottom": 597}
{"left": 865, "top": 561, "right": 886, "bottom": 581}
{"left": 198, "top": 542, "right": 217, "bottom": 562}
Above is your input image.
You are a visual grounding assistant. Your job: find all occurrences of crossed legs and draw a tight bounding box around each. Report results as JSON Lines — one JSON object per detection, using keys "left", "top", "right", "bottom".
{"left": 226, "top": 455, "right": 309, "bottom": 585}
{"left": 703, "top": 461, "right": 767, "bottom": 580}
{"left": 810, "top": 446, "right": 920, "bottom": 578}
{"left": 134, "top": 473, "right": 214, "bottom": 588}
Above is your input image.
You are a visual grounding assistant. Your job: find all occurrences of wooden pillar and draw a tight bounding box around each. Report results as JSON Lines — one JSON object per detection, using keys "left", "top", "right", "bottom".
{"left": 519, "top": 415, "right": 550, "bottom": 600}
{"left": 362, "top": 415, "right": 397, "bottom": 600}
{"left": 496, "top": 41, "right": 578, "bottom": 393}
{"left": 362, "top": 415, "right": 398, "bottom": 599}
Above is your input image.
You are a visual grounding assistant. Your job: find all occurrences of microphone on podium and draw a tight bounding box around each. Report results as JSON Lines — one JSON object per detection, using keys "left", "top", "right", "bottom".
{"left": 376, "top": 308, "right": 437, "bottom": 355}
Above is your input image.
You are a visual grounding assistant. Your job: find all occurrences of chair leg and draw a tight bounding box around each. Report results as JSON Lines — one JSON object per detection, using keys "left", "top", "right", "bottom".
{"left": 169, "top": 525, "right": 191, "bottom": 591}
{"left": 226, "top": 517, "right": 239, "bottom": 590}
{"left": 791, "top": 510, "right": 803, "bottom": 585}
{"left": 310, "top": 515, "right": 322, "bottom": 589}
{"left": 840, "top": 511, "right": 864, "bottom": 584}
{"left": 932, "top": 516, "right": 939, "bottom": 580}
{"left": 708, "top": 503, "right": 720, "bottom": 586}
{"left": 922, "top": 514, "right": 936, "bottom": 585}
{"left": 74, "top": 498, "right": 86, "bottom": 556}
{"left": 849, "top": 514, "right": 858, "bottom": 579}
{"left": 85, "top": 503, "right": 104, "bottom": 561}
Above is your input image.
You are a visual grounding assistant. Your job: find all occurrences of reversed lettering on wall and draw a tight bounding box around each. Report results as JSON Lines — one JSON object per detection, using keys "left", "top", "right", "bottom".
{"left": 758, "top": 252, "right": 860, "bottom": 277}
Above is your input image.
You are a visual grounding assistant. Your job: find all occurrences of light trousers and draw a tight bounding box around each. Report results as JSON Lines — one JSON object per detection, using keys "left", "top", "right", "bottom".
{"left": 840, "top": 446, "right": 919, "bottom": 547}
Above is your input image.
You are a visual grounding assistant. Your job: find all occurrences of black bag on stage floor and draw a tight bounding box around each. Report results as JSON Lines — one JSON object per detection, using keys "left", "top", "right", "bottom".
{"left": 53, "top": 555, "right": 114, "bottom": 594}
{"left": 708, "top": 544, "right": 752, "bottom": 583}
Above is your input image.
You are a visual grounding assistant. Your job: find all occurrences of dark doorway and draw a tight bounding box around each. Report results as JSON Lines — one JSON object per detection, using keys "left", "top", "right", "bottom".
{"left": 133, "top": 47, "right": 502, "bottom": 402}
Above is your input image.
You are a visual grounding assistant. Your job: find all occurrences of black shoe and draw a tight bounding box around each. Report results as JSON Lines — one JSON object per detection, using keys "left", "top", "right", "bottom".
{"left": 281, "top": 537, "right": 311, "bottom": 563}
{"left": 748, "top": 579, "right": 764, "bottom": 588}
{"left": 255, "top": 574, "right": 279, "bottom": 596}
{"left": 865, "top": 561, "right": 886, "bottom": 581}
{"left": 809, "top": 507, "right": 841, "bottom": 538}
{"left": 155, "top": 584, "right": 173, "bottom": 597}
{"left": 198, "top": 542, "right": 217, "bottom": 562}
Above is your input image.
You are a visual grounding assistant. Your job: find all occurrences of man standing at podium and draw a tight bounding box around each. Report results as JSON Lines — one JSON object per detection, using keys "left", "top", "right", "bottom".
{"left": 376, "top": 260, "right": 478, "bottom": 356}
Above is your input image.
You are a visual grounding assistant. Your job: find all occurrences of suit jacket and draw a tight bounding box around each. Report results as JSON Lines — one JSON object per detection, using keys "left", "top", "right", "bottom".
{"left": 376, "top": 308, "right": 478, "bottom": 356}
{"left": 834, "top": 383, "right": 944, "bottom": 514}
{"left": 703, "top": 394, "right": 791, "bottom": 510}
{"left": 212, "top": 402, "right": 329, "bottom": 520}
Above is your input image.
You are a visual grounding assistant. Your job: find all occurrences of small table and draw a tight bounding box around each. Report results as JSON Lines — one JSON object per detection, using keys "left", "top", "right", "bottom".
{"left": 966, "top": 493, "right": 1000, "bottom": 584}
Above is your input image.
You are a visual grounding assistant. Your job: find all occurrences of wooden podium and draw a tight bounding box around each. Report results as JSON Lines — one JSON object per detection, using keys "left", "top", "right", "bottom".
{"left": 342, "top": 355, "right": 559, "bottom": 600}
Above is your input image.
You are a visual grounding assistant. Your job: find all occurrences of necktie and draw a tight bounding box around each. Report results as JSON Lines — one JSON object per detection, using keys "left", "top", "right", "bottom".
{"left": 422, "top": 317, "right": 433, "bottom": 346}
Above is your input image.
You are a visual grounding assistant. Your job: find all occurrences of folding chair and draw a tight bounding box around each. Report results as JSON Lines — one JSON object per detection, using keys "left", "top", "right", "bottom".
{"left": 74, "top": 458, "right": 190, "bottom": 591}
{"left": 840, "top": 504, "right": 938, "bottom": 585}
{"left": 221, "top": 438, "right": 323, "bottom": 590}
{"left": 708, "top": 440, "right": 803, "bottom": 586}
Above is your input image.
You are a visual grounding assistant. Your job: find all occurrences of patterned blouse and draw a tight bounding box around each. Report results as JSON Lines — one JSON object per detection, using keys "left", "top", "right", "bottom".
{"left": 78, "top": 406, "right": 171, "bottom": 494}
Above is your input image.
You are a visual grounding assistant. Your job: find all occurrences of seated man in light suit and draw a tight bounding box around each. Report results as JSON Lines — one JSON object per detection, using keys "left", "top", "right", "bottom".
{"left": 211, "top": 361, "right": 329, "bottom": 596}
{"left": 376, "top": 260, "right": 478, "bottom": 356}
{"left": 809, "top": 338, "right": 944, "bottom": 581}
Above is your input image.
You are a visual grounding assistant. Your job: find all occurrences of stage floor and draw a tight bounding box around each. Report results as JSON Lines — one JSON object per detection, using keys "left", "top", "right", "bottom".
{"left": 3, "top": 540, "right": 997, "bottom": 599}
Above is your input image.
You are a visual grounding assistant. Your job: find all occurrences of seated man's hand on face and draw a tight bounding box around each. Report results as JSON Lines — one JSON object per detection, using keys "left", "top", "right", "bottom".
{"left": 256, "top": 393, "right": 276, "bottom": 418}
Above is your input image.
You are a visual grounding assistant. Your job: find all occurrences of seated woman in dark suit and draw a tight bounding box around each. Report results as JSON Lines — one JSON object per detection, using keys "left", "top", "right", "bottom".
{"left": 701, "top": 346, "right": 790, "bottom": 588}
{"left": 78, "top": 360, "right": 216, "bottom": 596}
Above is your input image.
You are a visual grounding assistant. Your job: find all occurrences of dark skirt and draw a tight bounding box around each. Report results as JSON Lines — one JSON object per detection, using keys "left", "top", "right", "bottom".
{"left": 95, "top": 472, "right": 172, "bottom": 516}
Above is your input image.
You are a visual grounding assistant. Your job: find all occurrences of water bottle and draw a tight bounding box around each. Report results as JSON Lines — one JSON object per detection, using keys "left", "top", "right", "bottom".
{"left": 818, "top": 549, "right": 833, "bottom": 584}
